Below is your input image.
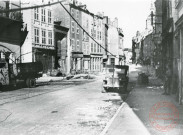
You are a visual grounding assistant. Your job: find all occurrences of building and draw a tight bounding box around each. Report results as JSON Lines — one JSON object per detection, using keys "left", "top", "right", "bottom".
{"left": 153, "top": 0, "right": 163, "bottom": 77}
{"left": 107, "top": 18, "right": 124, "bottom": 65}
{"left": 0, "top": 0, "right": 28, "bottom": 64}
{"left": 0, "top": 0, "right": 28, "bottom": 85}
{"left": 174, "top": 0, "right": 183, "bottom": 104}
{"left": 53, "top": 0, "right": 106, "bottom": 73}
{"left": 143, "top": 33, "right": 155, "bottom": 65}
{"left": 53, "top": 0, "right": 84, "bottom": 74}
{"left": 81, "top": 6, "right": 93, "bottom": 73}
{"left": 132, "top": 31, "right": 143, "bottom": 64}
{"left": 54, "top": 21, "right": 69, "bottom": 75}
{"left": 21, "top": 0, "right": 55, "bottom": 73}
{"left": 90, "top": 14, "right": 104, "bottom": 73}
{"left": 118, "top": 28, "right": 124, "bottom": 64}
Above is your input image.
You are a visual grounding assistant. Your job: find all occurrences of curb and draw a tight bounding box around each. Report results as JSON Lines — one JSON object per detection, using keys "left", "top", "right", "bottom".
{"left": 99, "top": 102, "right": 126, "bottom": 135}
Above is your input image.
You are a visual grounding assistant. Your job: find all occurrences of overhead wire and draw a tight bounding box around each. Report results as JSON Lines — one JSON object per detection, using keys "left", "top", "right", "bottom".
{"left": 0, "top": 0, "right": 66, "bottom": 13}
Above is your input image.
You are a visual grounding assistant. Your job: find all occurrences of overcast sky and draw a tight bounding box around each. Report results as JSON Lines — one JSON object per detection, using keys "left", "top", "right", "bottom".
{"left": 79, "top": 0, "right": 154, "bottom": 48}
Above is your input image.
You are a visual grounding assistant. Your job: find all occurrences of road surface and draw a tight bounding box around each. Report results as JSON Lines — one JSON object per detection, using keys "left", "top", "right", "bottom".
{"left": 0, "top": 77, "right": 129, "bottom": 135}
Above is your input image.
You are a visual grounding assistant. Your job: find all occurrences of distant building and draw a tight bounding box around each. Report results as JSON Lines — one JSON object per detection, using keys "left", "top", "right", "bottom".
{"left": 143, "top": 33, "right": 155, "bottom": 65}
{"left": 107, "top": 18, "right": 124, "bottom": 65}
{"left": 132, "top": 31, "right": 142, "bottom": 64}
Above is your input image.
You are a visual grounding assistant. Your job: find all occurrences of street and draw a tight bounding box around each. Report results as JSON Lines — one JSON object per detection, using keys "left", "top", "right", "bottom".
{"left": 0, "top": 75, "right": 130, "bottom": 135}
{"left": 0, "top": 64, "right": 183, "bottom": 135}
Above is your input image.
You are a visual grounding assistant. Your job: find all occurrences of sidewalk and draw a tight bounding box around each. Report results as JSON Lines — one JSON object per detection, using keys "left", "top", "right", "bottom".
{"left": 101, "top": 64, "right": 183, "bottom": 135}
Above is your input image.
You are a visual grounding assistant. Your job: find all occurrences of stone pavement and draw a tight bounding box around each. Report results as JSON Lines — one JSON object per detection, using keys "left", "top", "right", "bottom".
{"left": 101, "top": 64, "right": 183, "bottom": 135}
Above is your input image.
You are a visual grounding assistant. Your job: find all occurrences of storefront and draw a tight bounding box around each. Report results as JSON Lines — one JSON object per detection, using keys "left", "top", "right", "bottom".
{"left": 90, "top": 54, "right": 103, "bottom": 73}
{"left": 83, "top": 55, "right": 90, "bottom": 73}
{"left": 71, "top": 52, "right": 83, "bottom": 74}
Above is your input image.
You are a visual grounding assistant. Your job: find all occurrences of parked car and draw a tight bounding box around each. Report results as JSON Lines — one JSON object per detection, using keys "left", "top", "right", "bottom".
{"left": 102, "top": 65, "right": 129, "bottom": 93}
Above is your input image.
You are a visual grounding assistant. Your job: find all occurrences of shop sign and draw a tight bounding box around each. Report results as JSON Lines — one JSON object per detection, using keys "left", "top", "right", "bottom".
{"left": 83, "top": 57, "right": 90, "bottom": 61}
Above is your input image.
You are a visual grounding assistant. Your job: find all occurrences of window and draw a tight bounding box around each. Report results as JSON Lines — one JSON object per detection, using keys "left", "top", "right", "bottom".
{"left": 91, "top": 43, "right": 93, "bottom": 52}
{"left": 111, "top": 58, "right": 115, "bottom": 65}
{"left": 97, "top": 44, "right": 99, "bottom": 52}
{"left": 34, "top": 8, "right": 39, "bottom": 21}
{"left": 94, "top": 43, "right": 96, "bottom": 52}
{"left": 71, "top": 8, "right": 74, "bottom": 17}
{"left": 100, "top": 45, "right": 101, "bottom": 52}
{"left": 91, "top": 29, "right": 93, "bottom": 37}
{"left": 86, "top": 34, "right": 89, "bottom": 41}
{"left": 97, "top": 31, "right": 99, "bottom": 40}
{"left": 41, "top": 8, "right": 46, "bottom": 22}
{"left": 76, "top": 25, "right": 79, "bottom": 34}
{"left": 83, "top": 43, "right": 86, "bottom": 54}
{"left": 76, "top": 25, "right": 79, "bottom": 39}
{"left": 77, "top": 40, "right": 79, "bottom": 51}
{"left": 48, "top": 31, "right": 52, "bottom": 45}
{"left": 71, "top": 39, "right": 75, "bottom": 51}
{"left": 86, "top": 19, "right": 89, "bottom": 28}
{"left": 99, "top": 32, "right": 101, "bottom": 40}
{"left": 34, "top": 27, "right": 39, "bottom": 43}
{"left": 87, "top": 44, "right": 89, "bottom": 54}
{"left": 76, "top": 10, "right": 79, "bottom": 19}
{"left": 42, "top": 29, "right": 46, "bottom": 44}
{"left": 94, "top": 30, "right": 96, "bottom": 39}
{"left": 48, "top": 10, "right": 52, "bottom": 24}
{"left": 71, "top": 21, "right": 75, "bottom": 33}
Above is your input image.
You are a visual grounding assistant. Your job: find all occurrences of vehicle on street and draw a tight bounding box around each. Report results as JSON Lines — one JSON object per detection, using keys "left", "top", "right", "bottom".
{"left": 0, "top": 60, "right": 43, "bottom": 89}
{"left": 102, "top": 65, "right": 129, "bottom": 93}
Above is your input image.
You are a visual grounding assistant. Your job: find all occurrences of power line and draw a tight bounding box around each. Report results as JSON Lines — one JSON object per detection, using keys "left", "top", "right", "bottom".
{"left": 0, "top": 0, "right": 66, "bottom": 13}
{"left": 59, "top": 3, "right": 120, "bottom": 59}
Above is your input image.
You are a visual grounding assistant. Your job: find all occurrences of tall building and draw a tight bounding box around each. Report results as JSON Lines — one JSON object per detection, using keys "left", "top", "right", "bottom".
{"left": 174, "top": 0, "right": 183, "bottom": 104}
{"left": 90, "top": 14, "right": 104, "bottom": 73}
{"left": 107, "top": 18, "right": 124, "bottom": 65}
{"left": 53, "top": 0, "right": 105, "bottom": 73}
{"left": 53, "top": 0, "right": 84, "bottom": 74}
{"left": 21, "top": 0, "right": 55, "bottom": 73}
{"left": 81, "top": 6, "right": 93, "bottom": 73}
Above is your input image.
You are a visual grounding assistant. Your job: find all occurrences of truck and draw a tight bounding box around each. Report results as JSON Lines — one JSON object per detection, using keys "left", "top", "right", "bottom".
{"left": 0, "top": 60, "right": 43, "bottom": 89}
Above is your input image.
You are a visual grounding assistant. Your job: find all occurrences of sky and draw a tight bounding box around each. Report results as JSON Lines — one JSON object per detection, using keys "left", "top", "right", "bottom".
{"left": 79, "top": 0, "right": 154, "bottom": 48}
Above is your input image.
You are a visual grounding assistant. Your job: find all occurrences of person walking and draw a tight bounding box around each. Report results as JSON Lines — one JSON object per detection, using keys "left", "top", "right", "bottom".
{"left": 162, "top": 65, "right": 171, "bottom": 95}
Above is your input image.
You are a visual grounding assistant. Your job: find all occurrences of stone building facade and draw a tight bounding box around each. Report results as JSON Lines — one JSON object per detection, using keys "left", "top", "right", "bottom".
{"left": 21, "top": 0, "right": 55, "bottom": 73}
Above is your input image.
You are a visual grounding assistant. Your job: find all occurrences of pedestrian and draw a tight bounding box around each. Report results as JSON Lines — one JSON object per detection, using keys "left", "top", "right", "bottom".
{"left": 162, "top": 64, "right": 171, "bottom": 95}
